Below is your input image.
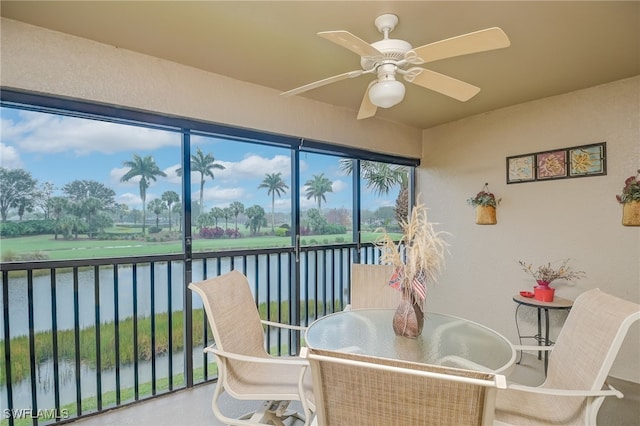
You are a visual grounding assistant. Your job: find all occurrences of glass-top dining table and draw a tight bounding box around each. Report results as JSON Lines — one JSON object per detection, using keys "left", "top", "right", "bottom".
{"left": 305, "top": 309, "right": 516, "bottom": 374}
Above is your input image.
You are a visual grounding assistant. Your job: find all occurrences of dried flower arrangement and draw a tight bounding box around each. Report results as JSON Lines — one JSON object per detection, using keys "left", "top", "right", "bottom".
{"left": 518, "top": 259, "right": 586, "bottom": 286}
{"left": 376, "top": 201, "right": 449, "bottom": 307}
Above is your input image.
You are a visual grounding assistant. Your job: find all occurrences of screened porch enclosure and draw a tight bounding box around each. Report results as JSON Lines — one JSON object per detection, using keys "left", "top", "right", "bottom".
{"left": 0, "top": 91, "right": 417, "bottom": 425}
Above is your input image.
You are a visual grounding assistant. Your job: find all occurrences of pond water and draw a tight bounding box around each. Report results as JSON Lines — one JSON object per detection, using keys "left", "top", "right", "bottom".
{"left": 6, "top": 346, "right": 206, "bottom": 412}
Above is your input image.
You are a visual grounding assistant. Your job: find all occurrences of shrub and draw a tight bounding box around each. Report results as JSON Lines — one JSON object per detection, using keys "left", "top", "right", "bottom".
{"left": 2, "top": 250, "right": 50, "bottom": 262}
{"left": 199, "top": 226, "right": 225, "bottom": 239}
{"left": 0, "top": 222, "right": 21, "bottom": 237}
{"left": 225, "top": 228, "right": 241, "bottom": 239}
{"left": 0, "top": 220, "right": 56, "bottom": 237}
{"left": 148, "top": 226, "right": 162, "bottom": 234}
{"left": 275, "top": 227, "right": 290, "bottom": 237}
{"left": 300, "top": 226, "right": 311, "bottom": 236}
{"left": 1, "top": 250, "right": 20, "bottom": 262}
{"left": 323, "top": 223, "right": 347, "bottom": 235}
{"left": 22, "top": 251, "right": 49, "bottom": 261}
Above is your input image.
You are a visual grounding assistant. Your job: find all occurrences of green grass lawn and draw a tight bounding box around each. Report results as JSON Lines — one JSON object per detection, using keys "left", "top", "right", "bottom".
{"left": 0, "top": 231, "right": 396, "bottom": 261}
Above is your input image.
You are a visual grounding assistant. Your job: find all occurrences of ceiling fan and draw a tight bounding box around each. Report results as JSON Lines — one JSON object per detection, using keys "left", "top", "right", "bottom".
{"left": 281, "top": 14, "right": 510, "bottom": 120}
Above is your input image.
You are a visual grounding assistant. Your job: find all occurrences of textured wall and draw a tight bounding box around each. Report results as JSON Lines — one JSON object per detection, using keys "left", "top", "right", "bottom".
{"left": 2, "top": 16, "right": 638, "bottom": 382}
{"left": 0, "top": 18, "right": 422, "bottom": 159}
{"left": 420, "top": 76, "right": 640, "bottom": 382}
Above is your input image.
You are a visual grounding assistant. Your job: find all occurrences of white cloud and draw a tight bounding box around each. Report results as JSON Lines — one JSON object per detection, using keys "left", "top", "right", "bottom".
{"left": 273, "top": 198, "right": 291, "bottom": 210}
{"left": 299, "top": 196, "right": 317, "bottom": 209}
{"left": 117, "top": 192, "right": 142, "bottom": 207}
{"left": 217, "top": 154, "right": 291, "bottom": 182}
{"left": 0, "top": 143, "right": 22, "bottom": 168}
{"left": 201, "top": 186, "right": 246, "bottom": 208}
{"left": 110, "top": 166, "right": 136, "bottom": 186}
{"left": 164, "top": 164, "right": 182, "bottom": 184}
{"left": 7, "top": 110, "right": 180, "bottom": 155}
{"left": 332, "top": 179, "right": 347, "bottom": 192}
{"left": 168, "top": 153, "right": 292, "bottom": 188}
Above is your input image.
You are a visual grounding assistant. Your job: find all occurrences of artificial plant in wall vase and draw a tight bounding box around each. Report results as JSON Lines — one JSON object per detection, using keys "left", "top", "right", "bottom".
{"left": 616, "top": 169, "right": 640, "bottom": 226}
{"left": 467, "top": 183, "right": 501, "bottom": 225}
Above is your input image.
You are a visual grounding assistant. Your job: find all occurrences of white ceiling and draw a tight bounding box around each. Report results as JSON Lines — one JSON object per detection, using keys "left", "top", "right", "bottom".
{"left": 2, "top": 1, "right": 639, "bottom": 129}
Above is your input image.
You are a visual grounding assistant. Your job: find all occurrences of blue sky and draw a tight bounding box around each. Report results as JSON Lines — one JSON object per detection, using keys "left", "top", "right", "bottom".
{"left": 0, "top": 107, "right": 399, "bottom": 215}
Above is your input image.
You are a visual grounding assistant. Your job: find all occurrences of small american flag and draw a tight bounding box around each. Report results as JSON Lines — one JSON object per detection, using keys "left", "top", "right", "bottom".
{"left": 412, "top": 269, "right": 427, "bottom": 301}
{"left": 388, "top": 267, "right": 403, "bottom": 291}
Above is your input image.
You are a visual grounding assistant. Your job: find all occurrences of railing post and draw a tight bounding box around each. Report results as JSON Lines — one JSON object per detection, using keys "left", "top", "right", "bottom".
{"left": 182, "top": 131, "right": 194, "bottom": 388}
{"left": 2, "top": 270, "right": 14, "bottom": 426}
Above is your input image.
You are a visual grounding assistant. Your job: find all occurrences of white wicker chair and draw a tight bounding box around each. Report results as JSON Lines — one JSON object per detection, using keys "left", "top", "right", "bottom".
{"left": 345, "top": 264, "right": 401, "bottom": 311}
{"left": 189, "top": 270, "right": 314, "bottom": 426}
{"left": 494, "top": 288, "right": 640, "bottom": 425}
{"left": 302, "top": 346, "right": 506, "bottom": 426}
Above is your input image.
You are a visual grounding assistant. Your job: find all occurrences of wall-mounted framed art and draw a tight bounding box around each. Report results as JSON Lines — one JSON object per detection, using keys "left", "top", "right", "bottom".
{"left": 506, "top": 142, "right": 606, "bottom": 184}
{"left": 536, "top": 150, "right": 567, "bottom": 180}
{"left": 507, "top": 154, "right": 535, "bottom": 184}
{"left": 569, "top": 143, "right": 607, "bottom": 177}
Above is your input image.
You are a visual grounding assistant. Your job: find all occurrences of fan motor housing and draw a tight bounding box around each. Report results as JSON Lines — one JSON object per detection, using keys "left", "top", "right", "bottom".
{"left": 361, "top": 39, "right": 413, "bottom": 70}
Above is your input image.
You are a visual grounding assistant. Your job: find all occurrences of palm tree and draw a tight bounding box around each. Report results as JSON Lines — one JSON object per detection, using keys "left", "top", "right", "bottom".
{"left": 229, "top": 201, "right": 244, "bottom": 231}
{"left": 245, "top": 205, "right": 266, "bottom": 236}
{"left": 48, "top": 196, "right": 69, "bottom": 240}
{"left": 338, "top": 159, "right": 406, "bottom": 195}
{"left": 304, "top": 173, "right": 333, "bottom": 210}
{"left": 120, "top": 154, "right": 166, "bottom": 234}
{"left": 339, "top": 159, "right": 409, "bottom": 223}
{"left": 258, "top": 172, "right": 289, "bottom": 231}
{"left": 115, "top": 203, "right": 129, "bottom": 223}
{"left": 172, "top": 202, "right": 183, "bottom": 232}
{"left": 81, "top": 197, "right": 104, "bottom": 238}
{"left": 210, "top": 207, "right": 224, "bottom": 227}
{"left": 177, "top": 147, "right": 225, "bottom": 216}
{"left": 222, "top": 207, "right": 232, "bottom": 230}
{"left": 394, "top": 173, "right": 409, "bottom": 225}
{"left": 147, "top": 198, "right": 167, "bottom": 228}
{"left": 161, "top": 190, "right": 179, "bottom": 231}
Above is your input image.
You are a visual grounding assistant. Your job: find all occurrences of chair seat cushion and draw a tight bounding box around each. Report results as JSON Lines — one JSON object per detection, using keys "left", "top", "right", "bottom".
{"left": 495, "top": 387, "right": 586, "bottom": 425}
{"left": 226, "top": 357, "right": 314, "bottom": 404}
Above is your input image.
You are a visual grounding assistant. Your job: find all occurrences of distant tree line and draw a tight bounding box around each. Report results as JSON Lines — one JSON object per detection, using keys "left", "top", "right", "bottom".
{"left": 1, "top": 153, "right": 408, "bottom": 239}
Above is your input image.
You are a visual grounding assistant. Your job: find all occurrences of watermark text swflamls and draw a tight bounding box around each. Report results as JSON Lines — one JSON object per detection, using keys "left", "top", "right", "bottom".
{"left": 3, "top": 408, "right": 70, "bottom": 420}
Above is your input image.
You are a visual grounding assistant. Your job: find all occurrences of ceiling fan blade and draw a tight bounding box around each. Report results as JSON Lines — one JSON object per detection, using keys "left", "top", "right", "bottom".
{"left": 318, "top": 30, "right": 383, "bottom": 59}
{"left": 357, "top": 81, "right": 378, "bottom": 120}
{"left": 281, "top": 70, "right": 364, "bottom": 97}
{"left": 408, "top": 68, "right": 480, "bottom": 102}
{"left": 407, "top": 27, "right": 510, "bottom": 64}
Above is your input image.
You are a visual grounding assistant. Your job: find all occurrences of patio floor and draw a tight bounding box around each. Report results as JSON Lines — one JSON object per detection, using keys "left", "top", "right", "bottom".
{"left": 69, "top": 353, "right": 639, "bottom": 426}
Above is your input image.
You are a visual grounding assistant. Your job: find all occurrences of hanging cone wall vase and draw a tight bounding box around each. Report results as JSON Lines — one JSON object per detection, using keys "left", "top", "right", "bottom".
{"left": 476, "top": 205, "right": 497, "bottom": 225}
{"left": 622, "top": 201, "right": 640, "bottom": 226}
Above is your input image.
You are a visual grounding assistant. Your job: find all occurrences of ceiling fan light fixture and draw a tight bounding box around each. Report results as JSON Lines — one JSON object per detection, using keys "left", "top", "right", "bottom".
{"left": 368, "top": 78, "right": 405, "bottom": 108}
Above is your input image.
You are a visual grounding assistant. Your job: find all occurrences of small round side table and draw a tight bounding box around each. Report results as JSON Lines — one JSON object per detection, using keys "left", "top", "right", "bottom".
{"left": 512, "top": 294, "right": 573, "bottom": 375}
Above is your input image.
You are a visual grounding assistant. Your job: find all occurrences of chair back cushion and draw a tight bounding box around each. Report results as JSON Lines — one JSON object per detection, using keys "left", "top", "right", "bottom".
{"left": 350, "top": 264, "right": 402, "bottom": 309}
{"left": 309, "top": 348, "right": 499, "bottom": 426}
{"left": 189, "top": 270, "right": 269, "bottom": 358}
{"left": 545, "top": 288, "right": 640, "bottom": 391}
